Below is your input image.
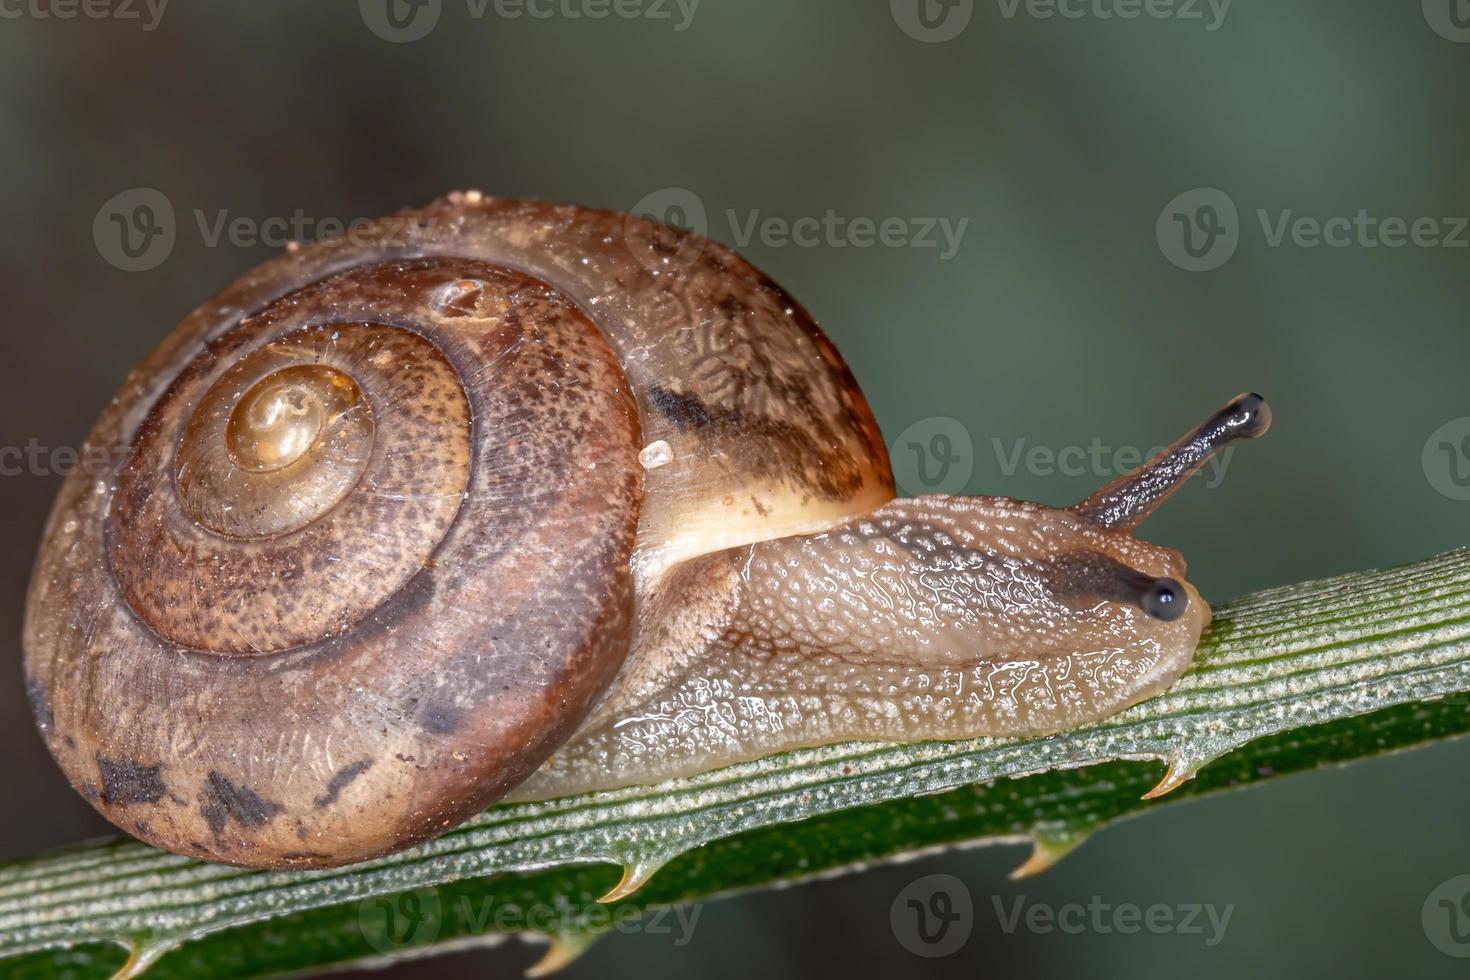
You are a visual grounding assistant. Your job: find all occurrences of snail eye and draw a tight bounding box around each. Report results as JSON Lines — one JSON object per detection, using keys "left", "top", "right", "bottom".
{"left": 1137, "top": 577, "right": 1188, "bottom": 622}
{"left": 1039, "top": 550, "right": 1190, "bottom": 623}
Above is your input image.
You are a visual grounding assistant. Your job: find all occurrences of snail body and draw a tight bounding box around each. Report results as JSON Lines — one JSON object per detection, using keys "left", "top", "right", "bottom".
{"left": 23, "top": 194, "right": 1269, "bottom": 868}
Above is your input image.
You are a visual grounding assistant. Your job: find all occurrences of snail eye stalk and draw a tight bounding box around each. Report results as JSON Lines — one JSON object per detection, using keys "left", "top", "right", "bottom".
{"left": 1070, "top": 393, "right": 1271, "bottom": 532}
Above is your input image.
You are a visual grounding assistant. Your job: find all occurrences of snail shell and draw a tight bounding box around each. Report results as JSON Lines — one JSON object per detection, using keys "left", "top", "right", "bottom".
{"left": 24, "top": 196, "right": 889, "bottom": 866}
{"left": 24, "top": 194, "right": 1267, "bottom": 868}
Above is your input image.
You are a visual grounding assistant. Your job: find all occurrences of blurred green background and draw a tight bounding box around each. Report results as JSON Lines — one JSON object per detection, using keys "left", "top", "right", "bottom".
{"left": 2, "top": 1, "right": 1469, "bottom": 977}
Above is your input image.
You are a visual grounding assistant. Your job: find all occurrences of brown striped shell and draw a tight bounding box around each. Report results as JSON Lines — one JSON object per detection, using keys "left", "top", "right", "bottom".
{"left": 23, "top": 195, "right": 894, "bottom": 868}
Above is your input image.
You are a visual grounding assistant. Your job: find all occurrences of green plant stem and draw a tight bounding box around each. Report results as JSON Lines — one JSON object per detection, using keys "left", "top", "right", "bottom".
{"left": 4, "top": 547, "right": 1470, "bottom": 979}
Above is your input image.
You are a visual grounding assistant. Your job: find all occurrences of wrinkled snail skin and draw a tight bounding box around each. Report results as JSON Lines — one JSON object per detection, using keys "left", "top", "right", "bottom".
{"left": 22, "top": 194, "right": 1269, "bottom": 869}
{"left": 515, "top": 495, "right": 1211, "bottom": 801}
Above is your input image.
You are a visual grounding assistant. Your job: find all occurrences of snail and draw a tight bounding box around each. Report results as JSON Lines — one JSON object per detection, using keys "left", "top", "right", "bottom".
{"left": 23, "top": 193, "right": 1270, "bottom": 870}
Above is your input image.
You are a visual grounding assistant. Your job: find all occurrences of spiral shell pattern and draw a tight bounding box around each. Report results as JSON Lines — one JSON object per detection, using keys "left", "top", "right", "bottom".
{"left": 23, "top": 195, "right": 892, "bottom": 867}
{"left": 26, "top": 257, "right": 642, "bottom": 866}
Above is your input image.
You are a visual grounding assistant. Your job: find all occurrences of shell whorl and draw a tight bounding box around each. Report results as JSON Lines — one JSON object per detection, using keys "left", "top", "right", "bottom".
{"left": 28, "top": 255, "right": 644, "bottom": 865}
{"left": 112, "top": 316, "right": 473, "bottom": 654}
{"left": 23, "top": 195, "right": 894, "bottom": 868}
